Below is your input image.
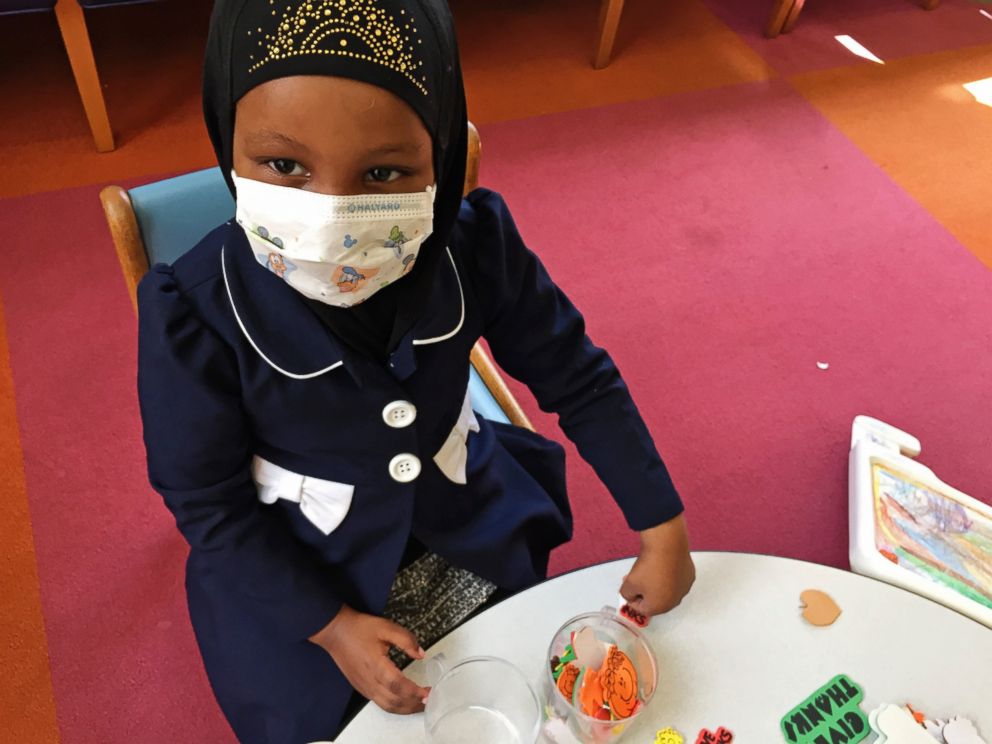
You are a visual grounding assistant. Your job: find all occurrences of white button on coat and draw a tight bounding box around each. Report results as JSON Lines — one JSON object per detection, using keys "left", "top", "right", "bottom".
{"left": 382, "top": 400, "right": 417, "bottom": 428}
{"left": 389, "top": 453, "right": 421, "bottom": 483}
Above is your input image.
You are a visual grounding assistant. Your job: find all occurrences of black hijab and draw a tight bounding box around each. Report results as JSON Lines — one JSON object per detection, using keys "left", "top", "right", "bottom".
{"left": 203, "top": 0, "right": 468, "bottom": 360}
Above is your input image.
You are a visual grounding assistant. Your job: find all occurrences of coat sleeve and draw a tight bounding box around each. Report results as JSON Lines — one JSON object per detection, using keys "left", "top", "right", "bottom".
{"left": 464, "top": 189, "right": 683, "bottom": 531}
{"left": 137, "top": 264, "right": 342, "bottom": 640}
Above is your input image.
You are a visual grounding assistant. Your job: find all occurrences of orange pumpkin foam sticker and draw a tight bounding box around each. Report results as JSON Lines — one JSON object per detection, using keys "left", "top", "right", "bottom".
{"left": 571, "top": 667, "right": 586, "bottom": 710}
{"left": 599, "top": 645, "right": 639, "bottom": 719}
{"left": 578, "top": 667, "right": 605, "bottom": 717}
{"left": 557, "top": 663, "right": 580, "bottom": 701}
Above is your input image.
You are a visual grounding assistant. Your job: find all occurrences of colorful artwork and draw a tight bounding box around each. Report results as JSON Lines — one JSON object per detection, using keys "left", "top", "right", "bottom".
{"left": 872, "top": 463, "right": 992, "bottom": 610}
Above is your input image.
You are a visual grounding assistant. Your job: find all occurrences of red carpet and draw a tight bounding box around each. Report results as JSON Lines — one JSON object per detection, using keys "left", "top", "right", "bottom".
{"left": 0, "top": 283, "right": 60, "bottom": 744}
{"left": 481, "top": 79, "right": 992, "bottom": 575}
{"left": 1, "top": 184, "right": 233, "bottom": 742}
{"left": 704, "top": 0, "right": 992, "bottom": 75}
{"left": 3, "top": 0, "right": 992, "bottom": 742}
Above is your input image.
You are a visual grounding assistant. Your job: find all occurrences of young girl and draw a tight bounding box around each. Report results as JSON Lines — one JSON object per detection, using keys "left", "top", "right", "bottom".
{"left": 137, "top": 0, "right": 694, "bottom": 741}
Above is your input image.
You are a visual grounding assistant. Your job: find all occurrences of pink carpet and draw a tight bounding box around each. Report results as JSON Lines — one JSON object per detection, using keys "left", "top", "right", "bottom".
{"left": 478, "top": 79, "right": 992, "bottom": 574}
{"left": 1, "top": 184, "right": 234, "bottom": 742}
{"left": 702, "top": 0, "right": 992, "bottom": 75}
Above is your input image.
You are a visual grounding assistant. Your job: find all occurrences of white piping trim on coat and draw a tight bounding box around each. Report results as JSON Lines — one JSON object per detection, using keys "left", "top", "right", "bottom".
{"left": 412, "top": 246, "right": 464, "bottom": 346}
{"left": 221, "top": 246, "right": 344, "bottom": 380}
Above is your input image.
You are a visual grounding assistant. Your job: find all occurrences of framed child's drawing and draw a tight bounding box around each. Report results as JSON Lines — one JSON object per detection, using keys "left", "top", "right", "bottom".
{"left": 849, "top": 416, "right": 992, "bottom": 628}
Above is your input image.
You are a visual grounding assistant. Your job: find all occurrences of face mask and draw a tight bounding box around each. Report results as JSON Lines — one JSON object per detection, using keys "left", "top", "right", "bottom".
{"left": 232, "top": 172, "right": 435, "bottom": 307}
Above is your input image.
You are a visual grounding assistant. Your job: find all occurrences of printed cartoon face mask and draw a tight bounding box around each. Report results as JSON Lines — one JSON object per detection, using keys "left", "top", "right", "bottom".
{"left": 232, "top": 172, "right": 435, "bottom": 307}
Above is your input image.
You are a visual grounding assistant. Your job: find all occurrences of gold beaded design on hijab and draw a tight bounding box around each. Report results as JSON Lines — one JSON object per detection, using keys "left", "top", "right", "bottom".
{"left": 247, "top": 0, "right": 428, "bottom": 95}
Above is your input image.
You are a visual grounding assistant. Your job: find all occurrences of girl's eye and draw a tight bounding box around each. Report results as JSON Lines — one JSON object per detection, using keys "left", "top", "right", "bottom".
{"left": 366, "top": 167, "right": 402, "bottom": 183}
{"left": 267, "top": 159, "right": 307, "bottom": 177}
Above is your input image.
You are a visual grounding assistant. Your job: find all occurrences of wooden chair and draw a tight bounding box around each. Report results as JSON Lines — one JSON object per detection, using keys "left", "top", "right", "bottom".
{"left": 594, "top": 0, "right": 626, "bottom": 69}
{"left": 766, "top": 0, "right": 941, "bottom": 38}
{"left": 99, "top": 121, "right": 535, "bottom": 431}
{"left": 1, "top": 0, "right": 153, "bottom": 151}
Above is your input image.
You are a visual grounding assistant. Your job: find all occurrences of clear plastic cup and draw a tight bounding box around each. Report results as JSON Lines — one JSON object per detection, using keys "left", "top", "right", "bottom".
{"left": 423, "top": 654, "right": 542, "bottom": 744}
{"left": 542, "top": 609, "right": 658, "bottom": 743}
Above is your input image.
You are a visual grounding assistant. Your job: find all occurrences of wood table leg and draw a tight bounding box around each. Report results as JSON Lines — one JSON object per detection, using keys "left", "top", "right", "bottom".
{"left": 765, "top": 0, "right": 794, "bottom": 38}
{"left": 54, "top": 0, "right": 115, "bottom": 152}
{"left": 782, "top": 0, "right": 806, "bottom": 33}
{"left": 593, "top": 0, "right": 625, "bottom": 70}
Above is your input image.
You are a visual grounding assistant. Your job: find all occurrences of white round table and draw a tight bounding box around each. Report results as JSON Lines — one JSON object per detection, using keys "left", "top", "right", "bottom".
{"left": 335, "top": 552, "right": 992, "bottom": 742}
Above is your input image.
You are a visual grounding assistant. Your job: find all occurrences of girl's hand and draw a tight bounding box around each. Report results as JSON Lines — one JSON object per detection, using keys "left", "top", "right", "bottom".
{"left": 620, "top": 514, "right": 695, "bottom": 616}
{"left": 309, "top": 605, "right": 429, "bottom": 714}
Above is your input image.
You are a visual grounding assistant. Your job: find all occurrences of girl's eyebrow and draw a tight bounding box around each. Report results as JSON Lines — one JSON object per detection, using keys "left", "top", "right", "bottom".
{"left": 244, "top": 129, "right": 312, "bottom": 152}
{"left": 243, "top": 131, "right": 423, "bottom": 157}
{"left": 365, "top": 141, "right": 426, "bottom": 156}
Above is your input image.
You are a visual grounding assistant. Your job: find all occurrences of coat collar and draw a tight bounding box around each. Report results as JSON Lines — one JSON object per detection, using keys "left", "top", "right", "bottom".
{"left": 220, "top": 224, "right": 465, "bottom": 380}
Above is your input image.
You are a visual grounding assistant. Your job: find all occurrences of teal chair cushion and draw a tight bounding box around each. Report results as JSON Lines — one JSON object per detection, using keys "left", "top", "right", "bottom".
{"left": 469, "top": 367, "right": 509, "bottom": 424}
{"left": 129, "top": 167, "right": 234, "bottom": 267}
{"left": 128, "top": 168, "right": 510, "bottom": 425}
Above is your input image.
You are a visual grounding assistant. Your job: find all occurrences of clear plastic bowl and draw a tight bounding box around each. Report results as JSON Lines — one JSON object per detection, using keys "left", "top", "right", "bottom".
{"left": 424, "top": 655, "right": 541, "bottom": 744}
{"left": 542, "top": 609, "right": 658, "bottom": 743}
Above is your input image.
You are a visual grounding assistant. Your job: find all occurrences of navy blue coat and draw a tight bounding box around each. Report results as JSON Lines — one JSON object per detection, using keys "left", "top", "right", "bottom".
{"left": 137, "top": 189, "right": 682, "bottom": 743}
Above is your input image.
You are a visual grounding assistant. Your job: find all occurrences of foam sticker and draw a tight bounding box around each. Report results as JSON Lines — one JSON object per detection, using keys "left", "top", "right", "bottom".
{"left": 598, "top": 645, "right": 638, "bottom": 719}
{"left": 617, "top": 594, "right": 649, "bottom": 627}
{"left": 655, "top": 727, "right": 685, "bottom": 744}
{"left": 867, "top": 705, "right": 884, "bottom": 741}
{"left": 577, "top": 666, "right": 604, "bottom": 717}
{"left": 943, "top": 717, "right": 988, "bottom": 744}
{"left": 876, "top": 704, "right": 942, "bottom": 744}
{"left": 924, "top": 719, "right": 949, "bottom": 742}
{"left": 573, "top": 626, "right": 608, "bottom": 669}
{"left": 552, "top": 644, "right": 576, "bottom": 681}
{"left": 695, "top": 727, "right": 734, "bottom": 743}
{"left": 780, "top": 674, "right": 870, "bottom": 744}
{"left": 799, "top": 589, "right": 842, "bottom": 627}
{"left": 556, "top": 663, "right": 579, "bottom": 701}
{"left": 571, "top": 666, "right": 587, "bottom": 711}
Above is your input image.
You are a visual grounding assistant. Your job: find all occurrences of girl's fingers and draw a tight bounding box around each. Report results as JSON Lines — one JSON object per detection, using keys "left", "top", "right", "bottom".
{"left": 374, "top": 661, "right": 428, "bottom": 713}
{"left": 625, "top": 596, "right": 652, "bottom": 618}
{"left": 631, "top": 595, "right": 658, "bottom": 615}
{"left": 378, "top": 620, "right": 425, "bottom": 660}
{"left": 621, "top": 576, "right": 665, "bottom": 615}
{"left": 637, "top": 588, "right": 684, "bottom": 616}
{"left": 619, "top": 576, "right": 643, "bottom": 605}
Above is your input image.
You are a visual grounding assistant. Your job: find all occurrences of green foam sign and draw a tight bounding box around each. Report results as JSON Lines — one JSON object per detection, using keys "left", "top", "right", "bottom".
{"left": 780, "top": 674, "right": 870, "bottom": 744}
